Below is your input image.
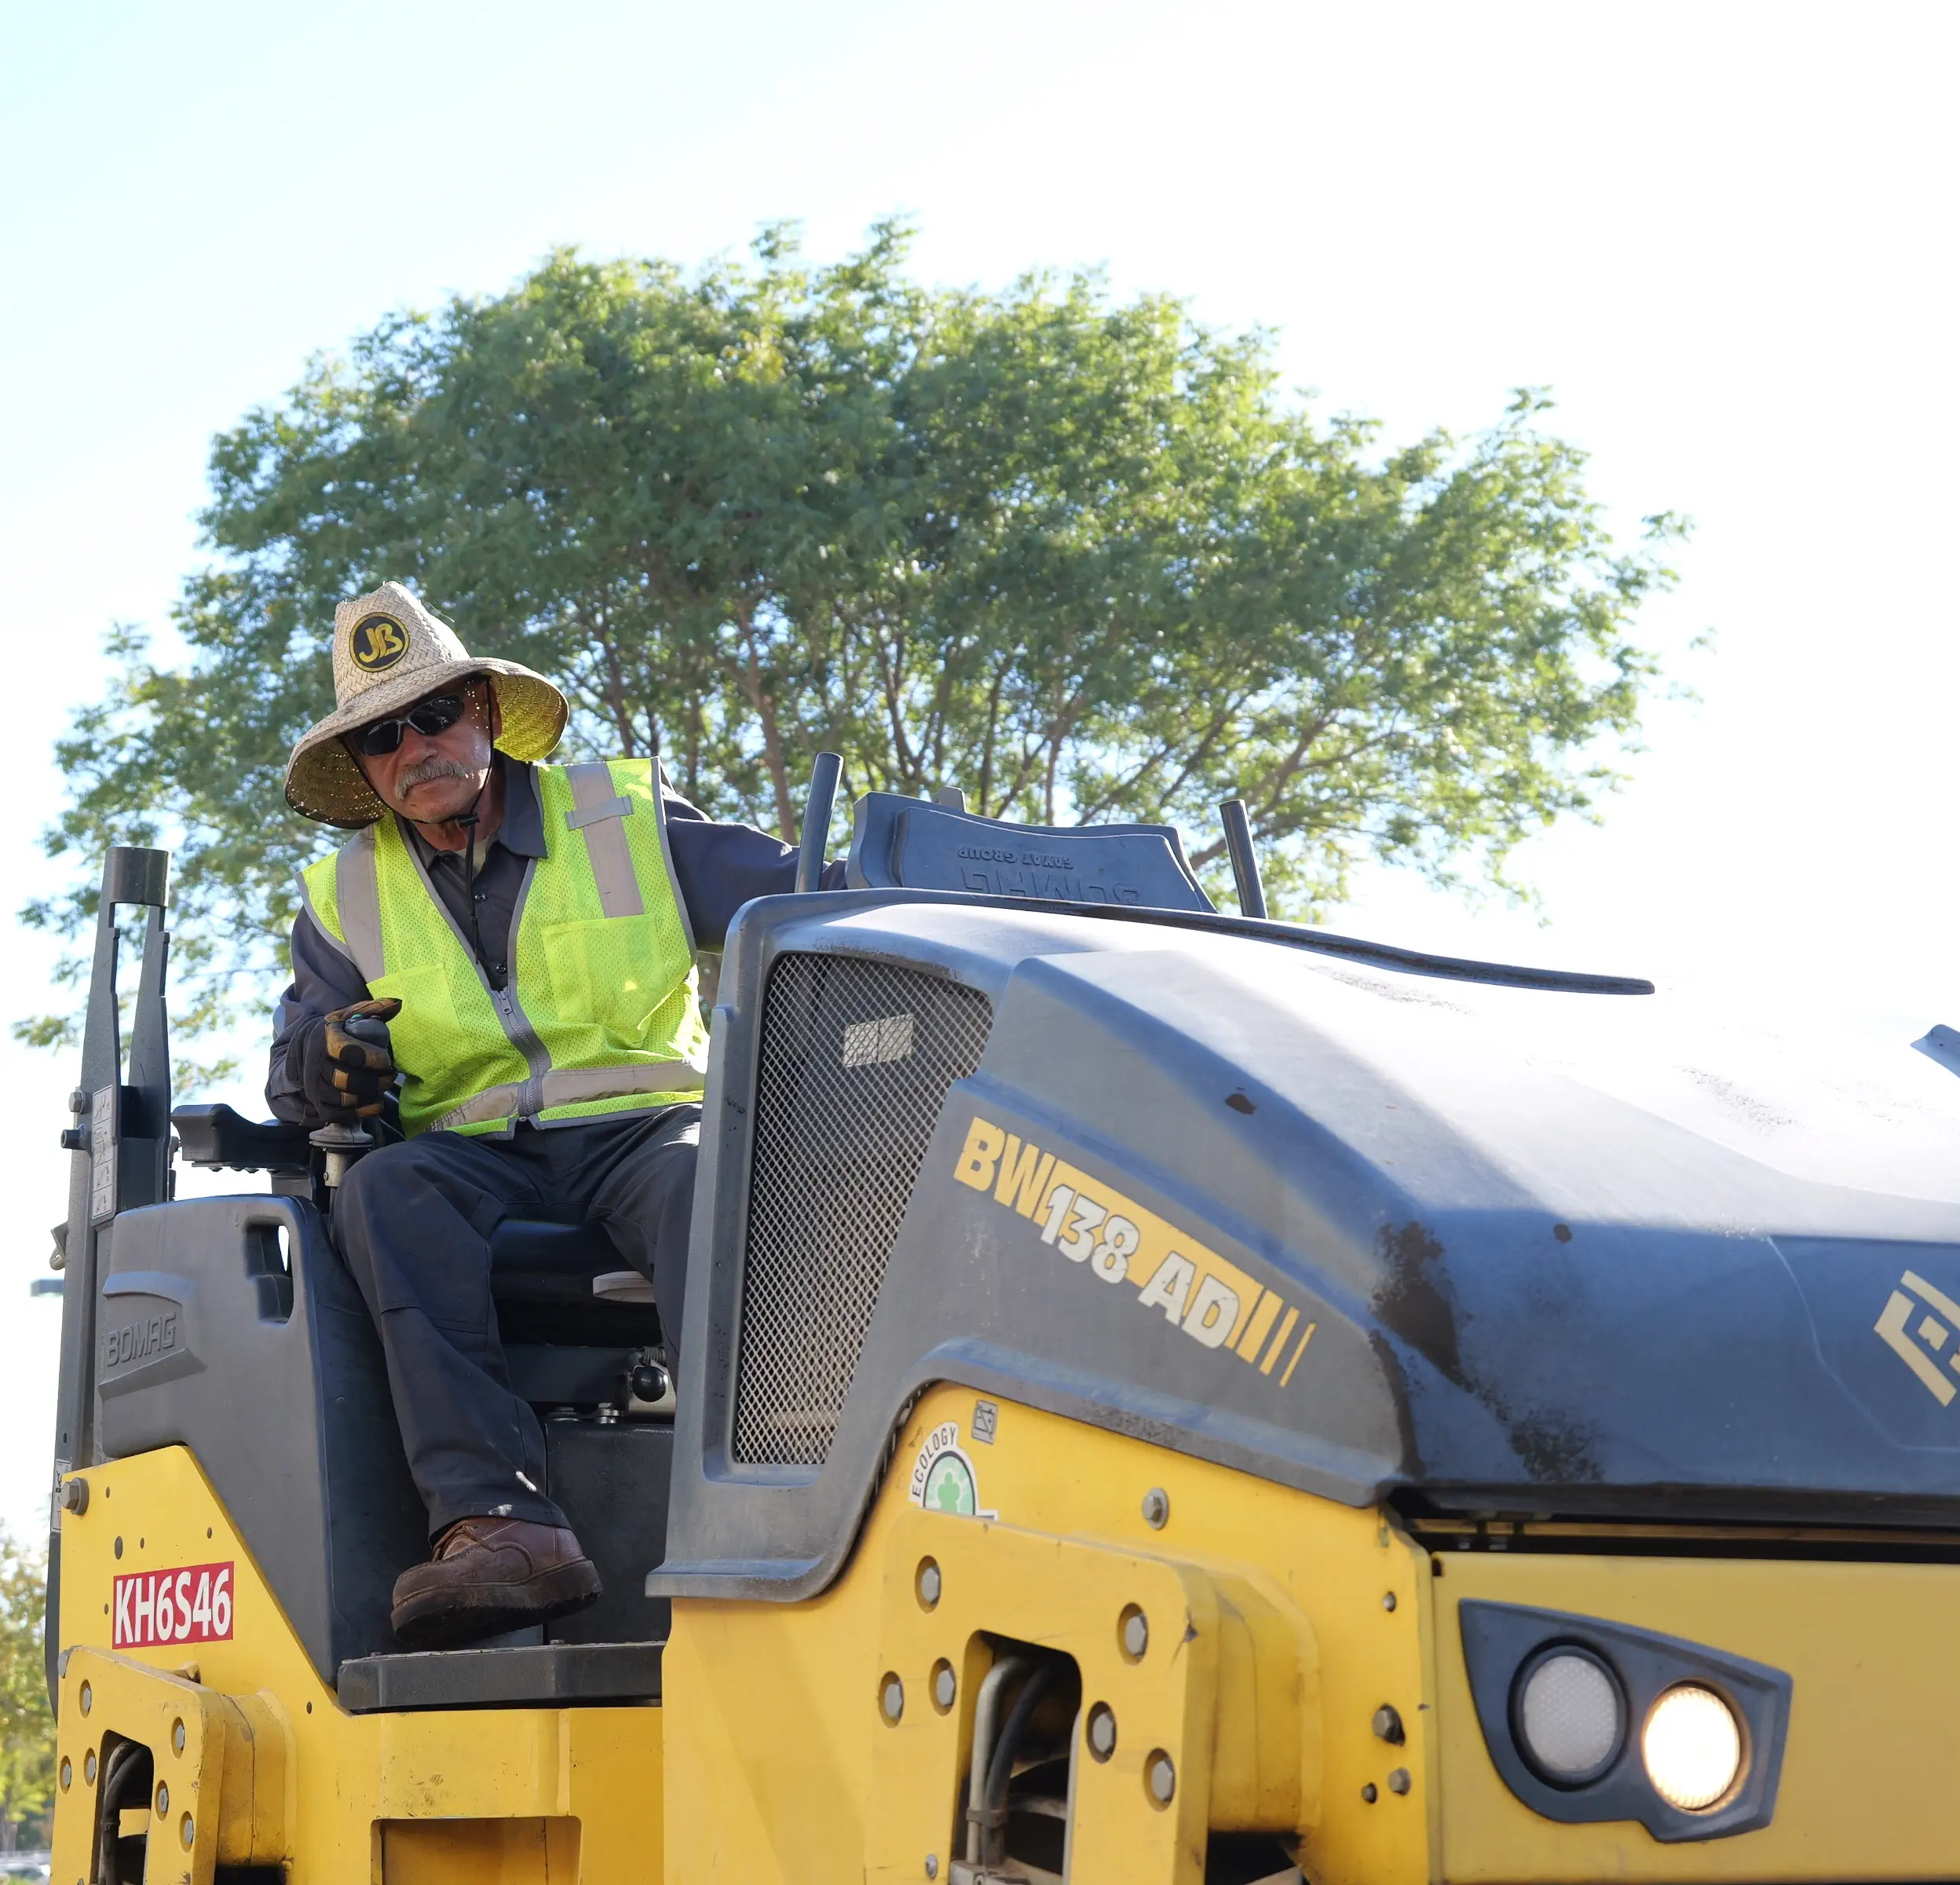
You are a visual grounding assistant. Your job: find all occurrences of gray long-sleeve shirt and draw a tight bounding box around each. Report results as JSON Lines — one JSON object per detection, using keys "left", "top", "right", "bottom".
{"left": 268, "top": 756, "right": 841, "bottom": 1126}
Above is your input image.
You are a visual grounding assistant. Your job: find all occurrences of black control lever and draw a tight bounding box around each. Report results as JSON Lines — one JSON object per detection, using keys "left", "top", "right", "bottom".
{"left": 797, "top": 752, "right": 843, "bottom": 894}
{"left": 1218, "top": 797, "right": 1267, "bottom": 919}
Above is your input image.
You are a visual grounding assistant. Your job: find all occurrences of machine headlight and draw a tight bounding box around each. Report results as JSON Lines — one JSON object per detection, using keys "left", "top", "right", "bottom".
{"left": 1514, "top": 1649, "right": 1624, "bottom": 1784}
{"left": 1642, "top": 1684, "right": 1742, "bottom": 1812}
{"left": 1460, "top": 1601, "right": 1792, "bottom": 1842}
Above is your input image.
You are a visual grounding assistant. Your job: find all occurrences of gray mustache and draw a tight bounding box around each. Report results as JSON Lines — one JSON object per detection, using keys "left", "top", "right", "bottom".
{"left": 397, "top": 756, "right": 475, "bottom": 791}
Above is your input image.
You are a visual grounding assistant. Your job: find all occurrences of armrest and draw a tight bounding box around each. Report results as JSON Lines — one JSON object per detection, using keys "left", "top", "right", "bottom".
{"left": 170, "top": 1103, "right": 313, "bottom": 1175}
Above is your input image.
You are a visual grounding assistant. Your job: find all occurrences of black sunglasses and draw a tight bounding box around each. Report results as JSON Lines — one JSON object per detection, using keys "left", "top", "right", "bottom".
{"left": 350, "top": 690, "right": 471, "bottom": 757}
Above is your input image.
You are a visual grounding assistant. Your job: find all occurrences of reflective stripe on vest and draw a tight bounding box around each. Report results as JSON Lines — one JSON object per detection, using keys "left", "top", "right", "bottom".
{"left": 299, "top": 759, "right": 708, "bottom": 1136}
{"left": 565, "top": 762, "right": 644, "bottom": 917}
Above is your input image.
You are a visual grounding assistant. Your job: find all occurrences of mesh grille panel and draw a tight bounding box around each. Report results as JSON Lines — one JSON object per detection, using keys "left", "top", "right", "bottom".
{"left": 732, "top": 953, "right": 993, "bottom": 1466}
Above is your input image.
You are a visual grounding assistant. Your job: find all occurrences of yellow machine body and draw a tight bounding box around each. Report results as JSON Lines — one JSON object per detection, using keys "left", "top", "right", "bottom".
{"left": 51, "top": 1448, "right": 654, "bottom": 1885}
{"left": 52, "top": 1383, "right": 1960, "bottom": 1883}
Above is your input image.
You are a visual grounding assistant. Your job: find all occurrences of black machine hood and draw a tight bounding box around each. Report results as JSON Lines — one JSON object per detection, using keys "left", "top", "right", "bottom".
{"left": 963, "top": 917, "right": 1960, "bottom": 1518}
{"left": 656, "top": 894, "right": 1960, "bottom": 1602}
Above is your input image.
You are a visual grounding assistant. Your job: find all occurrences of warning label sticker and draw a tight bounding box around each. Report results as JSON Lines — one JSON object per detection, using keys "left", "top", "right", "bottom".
{"left": 113, "top": 1561, "right": 233, "bottom": 1649}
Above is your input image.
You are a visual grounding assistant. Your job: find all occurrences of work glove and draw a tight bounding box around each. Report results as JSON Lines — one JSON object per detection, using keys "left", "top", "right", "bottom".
{"left": 301, "top": 997, "right": 402, "bottom": 1122}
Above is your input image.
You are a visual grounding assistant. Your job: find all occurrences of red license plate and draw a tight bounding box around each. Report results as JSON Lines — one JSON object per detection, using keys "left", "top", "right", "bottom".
{"left": 113, "top": 1561, "right": 234, "bottom": 1648}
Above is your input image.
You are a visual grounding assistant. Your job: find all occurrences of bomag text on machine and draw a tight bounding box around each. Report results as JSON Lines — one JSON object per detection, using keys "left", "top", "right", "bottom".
{"left": 42, "top": 774, "right": 1960, "bottom": 1883}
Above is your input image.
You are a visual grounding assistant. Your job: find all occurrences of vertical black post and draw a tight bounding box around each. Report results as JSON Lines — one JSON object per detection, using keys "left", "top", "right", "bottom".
{"left": 123, "top": 902, "right": 174, "bottom": 1212}
{"left": 1219, "top": 799, "right": 1267, "bottom": 921}
{"left": 796, "top": 752, "right": 843, "bottom": 895}
{"left": 48, "top": 847, "right": 170, "bottom": 1704}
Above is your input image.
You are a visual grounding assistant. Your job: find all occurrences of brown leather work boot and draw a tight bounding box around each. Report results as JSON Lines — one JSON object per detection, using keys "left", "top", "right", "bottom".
{"left": 390, "top": 1517, "right": 602, "bottom": 1650}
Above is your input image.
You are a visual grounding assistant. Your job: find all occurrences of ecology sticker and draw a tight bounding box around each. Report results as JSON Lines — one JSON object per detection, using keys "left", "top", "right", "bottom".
{"left": 908, "top": 1420, "right": 994, "bottom": 1518}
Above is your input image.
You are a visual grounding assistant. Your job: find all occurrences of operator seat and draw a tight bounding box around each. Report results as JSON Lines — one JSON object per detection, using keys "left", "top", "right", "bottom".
{"left": 170, "top": 1103, "right": 664, "bottom": 1374}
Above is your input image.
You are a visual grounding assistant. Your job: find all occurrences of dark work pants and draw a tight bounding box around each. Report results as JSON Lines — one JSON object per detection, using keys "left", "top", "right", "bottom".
{"left": 333, "top": 1104, "right": 700, "bottom": 1539}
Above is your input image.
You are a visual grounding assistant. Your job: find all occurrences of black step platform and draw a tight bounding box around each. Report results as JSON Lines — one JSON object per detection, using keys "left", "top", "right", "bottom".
{"left": 337, "top": 1641, "right": 663, "bottom": 1712}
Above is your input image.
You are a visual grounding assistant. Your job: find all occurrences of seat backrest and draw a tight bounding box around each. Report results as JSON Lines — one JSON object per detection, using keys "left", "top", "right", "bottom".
{"left": 847, "top": 792, "right": 1213, "bottom": 913}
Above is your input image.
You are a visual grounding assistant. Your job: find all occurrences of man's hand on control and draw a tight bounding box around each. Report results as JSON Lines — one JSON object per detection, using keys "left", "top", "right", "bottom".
{"left": 305, "top": 997, "right": 403, "bottom": 1121}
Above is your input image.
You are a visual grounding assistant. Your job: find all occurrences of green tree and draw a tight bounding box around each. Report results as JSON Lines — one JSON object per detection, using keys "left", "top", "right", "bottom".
{"left": 25, "top": 223, "right": 1680, "bottom": 1049}
{"left": 0, "top": 1536, "right": 53, "bottom": 1854}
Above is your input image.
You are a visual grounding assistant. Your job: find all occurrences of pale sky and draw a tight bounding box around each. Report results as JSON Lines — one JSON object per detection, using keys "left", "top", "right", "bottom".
{"left": 0, "top": 0, "right": 1954, "bottom": 1540}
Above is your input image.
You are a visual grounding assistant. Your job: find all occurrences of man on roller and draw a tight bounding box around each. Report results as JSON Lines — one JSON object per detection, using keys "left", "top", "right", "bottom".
{"left": 271, "top": 581, "right": 838, "bottom": 1649}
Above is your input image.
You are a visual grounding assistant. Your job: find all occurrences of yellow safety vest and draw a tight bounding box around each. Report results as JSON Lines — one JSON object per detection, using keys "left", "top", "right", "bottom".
{"left": 299, "top": 759, "right": 709, "bottom": 1137}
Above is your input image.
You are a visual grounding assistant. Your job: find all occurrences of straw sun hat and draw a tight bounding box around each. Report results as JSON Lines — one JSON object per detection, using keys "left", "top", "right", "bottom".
{"left": 284, "top": 582, "right": 569, "bottom": 828}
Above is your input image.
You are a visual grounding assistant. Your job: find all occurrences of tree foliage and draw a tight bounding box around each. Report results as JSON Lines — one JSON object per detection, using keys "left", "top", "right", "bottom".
{"left": 0, "top": 1535, "right": 52, "bottom": 1854}
{"left": 27, "top": 222, "right": 1680, "bottom": 1047}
